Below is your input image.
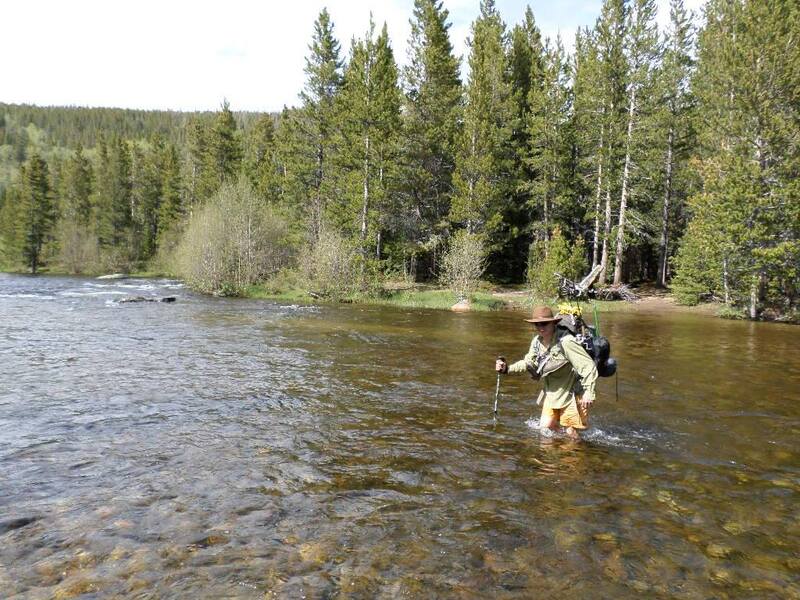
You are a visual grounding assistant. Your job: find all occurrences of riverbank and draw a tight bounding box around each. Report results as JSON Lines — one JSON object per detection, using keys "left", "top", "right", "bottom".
{"left": 5, "top": 268, "right": 788, "bottom": 321}
{"left": 245, "top": 280, "right": 725, "bottom": 318}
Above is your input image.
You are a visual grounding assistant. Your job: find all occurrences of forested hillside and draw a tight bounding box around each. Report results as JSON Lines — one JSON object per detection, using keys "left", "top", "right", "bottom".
{"left": 1, "top": 0, "right": 797, "bottom": 320}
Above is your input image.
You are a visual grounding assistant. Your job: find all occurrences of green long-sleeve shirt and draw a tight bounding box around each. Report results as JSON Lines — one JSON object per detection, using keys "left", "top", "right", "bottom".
{"left": 508, "top": 331, "right": 598, "bottom": 409}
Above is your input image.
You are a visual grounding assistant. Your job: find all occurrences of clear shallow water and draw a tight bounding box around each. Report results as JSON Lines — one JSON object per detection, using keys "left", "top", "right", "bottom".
{"left": 1, "top": 273, "right": 799, "bottom": 599}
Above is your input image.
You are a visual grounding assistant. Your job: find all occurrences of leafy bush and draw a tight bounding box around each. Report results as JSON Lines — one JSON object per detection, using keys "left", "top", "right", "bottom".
{"left": 527, "top": 227, "right": 587, "bottom": 300}
{"left": 298, "top": 228, "right": 359, "bottom": 299}
{"left": 55, "top": 219, "right": 100, "bottom": 274}
{"left": 439, "top": 230, "right": 487, "bottom": 301}
{"left": 174, "top": 179, "right": 292, "bottom": 295}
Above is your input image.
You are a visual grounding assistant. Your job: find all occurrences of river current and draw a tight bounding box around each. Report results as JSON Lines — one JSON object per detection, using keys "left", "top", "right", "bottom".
{"left": 1, "top": 274, "right": 799, "bottom": 598}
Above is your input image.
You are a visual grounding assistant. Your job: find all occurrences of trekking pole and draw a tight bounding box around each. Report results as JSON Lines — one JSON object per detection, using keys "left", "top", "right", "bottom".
{"left": 593, "top": 303, "right": 601, "bottom": 337}
{"left": 494, "top": 355, "right": 505, "bottom": 415}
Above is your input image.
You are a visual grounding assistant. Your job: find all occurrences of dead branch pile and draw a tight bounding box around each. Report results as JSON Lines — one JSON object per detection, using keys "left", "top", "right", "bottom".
{"left": 594, "top": 284, "right": 638, "bottom": 302}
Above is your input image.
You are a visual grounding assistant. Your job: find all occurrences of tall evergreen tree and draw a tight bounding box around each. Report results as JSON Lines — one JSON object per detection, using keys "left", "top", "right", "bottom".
{"left": 287, "top": 8, "right": 344, "bottom": 241}
{"left": 92, "top": 133, "right": 133, "bottom": 251}
{"left": 157, "top": 142, "right": 185, "bottom": 244}
{"left": 504, "top": 7, "right": 545, "bottom": 279}
{"left": 674, "top": 0, "right": 800, "bottom": 316}
{"left": 450, "top": 0, "right": 516, "bottom": 277}
{"left": 20, "top": 153, "right": 55, "bottom": 273}
{"left": 594, "top": 0, "right": 628, "bottom": 283}
{"left": 210, "top": 100, "right": 242, "bottom": 186}
{"left": 401, "top": 0, "right": 462, "bottom": 277}
{"left": 613, "top": 0, "right": 659, "bottom": 285}
{"left": 244, "top": 114, "right": 280, "bottom": 203}
{"left": 524, "top": 36, "right": 572, "bottom": 254}
{"left": 332, "top": 19, "right": 402, "bottom": 265}
{"left": 652, "top": 0, "right": 695, "bottom": 286}
{"left": 62, "top": 144, "right": 93, "bottom": 225}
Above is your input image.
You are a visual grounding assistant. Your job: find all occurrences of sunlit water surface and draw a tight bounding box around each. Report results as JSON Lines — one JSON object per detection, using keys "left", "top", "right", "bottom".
{"left": 1, "top": 274, "right": 799, "bottom": 599}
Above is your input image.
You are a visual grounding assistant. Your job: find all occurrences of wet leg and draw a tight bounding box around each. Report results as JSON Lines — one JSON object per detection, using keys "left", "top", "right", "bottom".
{"left": 539, "top": 408, "right": 561, "bottom": 434}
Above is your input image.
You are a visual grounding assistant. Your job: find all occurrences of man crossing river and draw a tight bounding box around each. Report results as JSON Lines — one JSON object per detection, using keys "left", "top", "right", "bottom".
{"left": 495, "top": 306, "right": 598, "bottom": 439}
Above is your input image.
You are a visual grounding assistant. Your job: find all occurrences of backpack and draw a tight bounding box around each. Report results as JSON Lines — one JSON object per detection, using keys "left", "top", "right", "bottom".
{"left": 556, "top": 307, "right": 617, "bottom": 378}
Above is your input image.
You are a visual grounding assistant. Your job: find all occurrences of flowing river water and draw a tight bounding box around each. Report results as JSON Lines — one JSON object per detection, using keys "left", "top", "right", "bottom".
{"left": 1, "top": 274, "right": 799, "bottom": 599}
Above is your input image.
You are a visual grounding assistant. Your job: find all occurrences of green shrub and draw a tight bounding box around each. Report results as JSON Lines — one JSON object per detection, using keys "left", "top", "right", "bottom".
{"left": 174, "top": 179, "right": 292, "bottom": 295}
{"left": 298, "top": 228, "right": 359, "bottom": 299}
{"left": 527, "top": 227, "right": 587, "bottom": 301}
{"left": 439, "top": 230, "right": 487, "bottom": 301}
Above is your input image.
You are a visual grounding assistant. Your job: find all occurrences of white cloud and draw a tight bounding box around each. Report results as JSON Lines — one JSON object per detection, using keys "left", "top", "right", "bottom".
{"left": 1, "top": 0, "right": 706, "bottom": 113}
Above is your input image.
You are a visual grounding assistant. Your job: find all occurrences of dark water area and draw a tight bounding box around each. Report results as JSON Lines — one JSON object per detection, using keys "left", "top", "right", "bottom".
{"left": 1, "top": 273, "right": 799, "bottom": 599}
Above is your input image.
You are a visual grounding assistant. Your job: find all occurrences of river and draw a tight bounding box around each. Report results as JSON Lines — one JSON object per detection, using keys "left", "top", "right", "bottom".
{"left": 1, "top": 274, "right": 798, "bottom": 598}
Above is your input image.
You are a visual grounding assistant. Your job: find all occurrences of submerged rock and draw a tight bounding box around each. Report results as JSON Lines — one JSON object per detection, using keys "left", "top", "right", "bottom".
{"left": 451, "top": 298, "right": 471, "bottom": 312}
{"left": 705, "top": 543, "right": 735, "bottom": 559}
{"left": 0, "top": 516, "right": 38, "bottom": 534}
{"left": 118, "top": 296, "right": 176, "bottom": 304}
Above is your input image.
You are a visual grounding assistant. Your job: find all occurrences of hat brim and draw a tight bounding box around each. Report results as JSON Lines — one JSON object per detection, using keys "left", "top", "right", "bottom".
{"left": 524, "top": 316, "right": 562, "bottom": 324}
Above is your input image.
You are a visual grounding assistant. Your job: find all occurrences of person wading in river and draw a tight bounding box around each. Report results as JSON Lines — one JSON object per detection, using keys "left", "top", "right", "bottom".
{"left": 495, "top": 306, "right": 598, "bottom": 439}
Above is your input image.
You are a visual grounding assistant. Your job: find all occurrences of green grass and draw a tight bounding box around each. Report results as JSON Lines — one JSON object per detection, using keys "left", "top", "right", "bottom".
{"left": 364, "top": 289, "right": 506, "bottom": 311}
{"left": 244, "top": 284, "right": 508, "bottom": 311}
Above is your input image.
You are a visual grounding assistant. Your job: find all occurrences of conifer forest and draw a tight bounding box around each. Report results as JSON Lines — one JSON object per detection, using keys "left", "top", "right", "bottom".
{"left": 1, "top": 0, "right": 797, "bottom": 320}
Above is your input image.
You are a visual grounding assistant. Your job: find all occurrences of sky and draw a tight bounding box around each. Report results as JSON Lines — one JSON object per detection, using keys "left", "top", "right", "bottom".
{"left": 2, "top": 0, "right": 706, "bottom": 113}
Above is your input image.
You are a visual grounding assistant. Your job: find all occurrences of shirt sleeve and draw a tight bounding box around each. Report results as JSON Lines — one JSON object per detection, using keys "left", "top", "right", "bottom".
{"left": 561, "top": 337, "right": 598, "bottom": 401}
{"left": 508, "top": 337, "right": 537, "bottom": 374}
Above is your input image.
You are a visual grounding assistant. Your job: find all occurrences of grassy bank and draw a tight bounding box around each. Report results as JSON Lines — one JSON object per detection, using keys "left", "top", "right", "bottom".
{"left": 243, "top": 280, "right": 745, "bottom": 320}
{"left": 245, "top": 283, "right": 507, "bottom": 311}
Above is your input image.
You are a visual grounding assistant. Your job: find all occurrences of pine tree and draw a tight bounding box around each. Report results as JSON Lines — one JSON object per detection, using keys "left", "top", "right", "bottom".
{"left": 612, "top": 0, "right": 659, "bottom": 285}
{"left": 652, "top": 0, "right": 694, "bottom": 286}
{"left": 332, "top": 19, "right": 402, "bottom": 266}
{"left": 524, "top": 36, "right": 572, "bottom": 254}
{"left": 210, "top": 100, "right": 242, "bottom": 186}
{"left": 62, "top": 144, "right": 93, "bottom": 225}
{"left": 243, "top": 114, "right": 280, "bottom": 203}
{"left": 572, "top": 28, "right": 606, "bottom": 268}
{"left": 675, "top": 0, "right": 800, "bottom": 316}
{"left": 401, "top": 0, "right": 462, "bottom": 277}
{"left": 450, "top": 0, "right": 515, "bottom": 272}
{"left": 20, "top": 153, "right": 55, "bottom": 273}
{"left": 157, "top": 142, "right": 185, "bottom": 244}
{"left": 594, "top": 0, "right": 628, "bottom": 283}
{"left": 288, "top": 8, "right": 344, "bottom": 241}
{"left": 504, "top": 7, "right": 545, "bottom": 279}
{"left": 0, "top": 186, "right": 23, "bottom": 266}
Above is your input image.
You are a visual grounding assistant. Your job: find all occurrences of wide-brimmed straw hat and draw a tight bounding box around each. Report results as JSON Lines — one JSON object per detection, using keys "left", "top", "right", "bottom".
{"left": 524, "top": 305, "right": 562, "bottom": 324}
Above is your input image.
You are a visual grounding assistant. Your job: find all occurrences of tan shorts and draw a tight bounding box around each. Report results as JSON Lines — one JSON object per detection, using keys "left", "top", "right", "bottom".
{"left": 541, "top": 395, "right": 589, "bottom": 430}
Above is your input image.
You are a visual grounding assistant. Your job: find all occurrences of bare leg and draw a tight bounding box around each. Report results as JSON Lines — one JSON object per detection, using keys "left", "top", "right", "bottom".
{"left": 564, "top": 426, "right": 581, "bottom": 440}
{"left": 540, "top": 410, "right": 561, "bottom": 434}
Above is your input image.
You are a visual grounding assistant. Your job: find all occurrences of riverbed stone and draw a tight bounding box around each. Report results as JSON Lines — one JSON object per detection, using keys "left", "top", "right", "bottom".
{"left": 593, "top": 532, "right": 617, "bottom": 543}
{"left": 298, "top": 541, "right": 328, "bottom": 565}
{"left": 707, "top": 567, "right": 737, "bottom": 585}
{"left": 705, "top": 543, "right": 734, "bottom": 559}
{"left": 603, "top": 550, "right": 626, "bottom": 581}
{"left": 451, "top": 299, "right": 471, "bottom": 312}
{"left": 52, "top": 574, "right": 100, "bottom": 599}
{"left": 721, "top": 521, "right": 745, "bottom": 535}
{"left": 628, "top": 486, "right": 646, "bottom": 498}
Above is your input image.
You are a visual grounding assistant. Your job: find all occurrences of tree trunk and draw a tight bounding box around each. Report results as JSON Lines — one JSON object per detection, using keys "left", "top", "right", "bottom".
{"left": 359, "top": 134, "right": 371, "bottom": 281}
{"left": 723, "top": 256, "right": 730, "bottom": 304}
{"left": 376, "top": 163, "right": 384, "bottom": 260}
{"left": 599, "top": 185, "right": 612, "bottom": 284}
{"left": 592, "top": 127, "right": 605, "bottom": 267}
{"left": 360, "top": 135, "right": 370, "bottom": 251}
{"left": 613, "top": 85, "right": 636, "bottom": 285}
{"left": 658, "top": 127, "right": 674, "bottom": 287}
